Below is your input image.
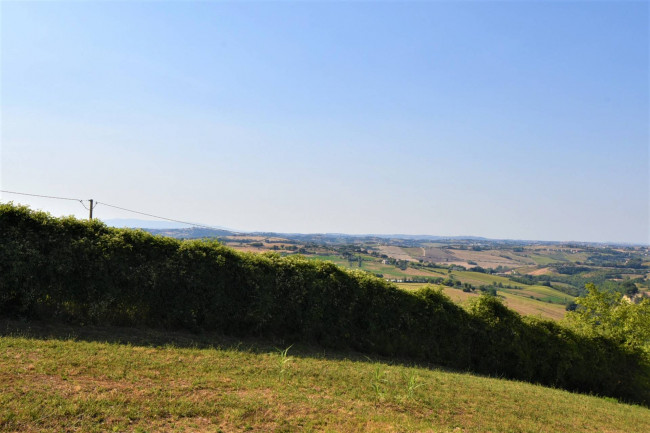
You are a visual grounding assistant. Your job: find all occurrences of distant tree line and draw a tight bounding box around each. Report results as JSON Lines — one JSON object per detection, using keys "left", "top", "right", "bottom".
{"left": 508, "top": 272, "right": 647, "bottom": 298}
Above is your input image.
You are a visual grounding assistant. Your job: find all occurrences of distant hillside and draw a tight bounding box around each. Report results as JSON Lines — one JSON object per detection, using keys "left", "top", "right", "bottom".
{"left": 123, "top": 226, "right": 645, "bottom": 248}
{"left": 102, "top": 219, "right": 235, "bottom": 238}
{"left": 104, "top": 218, "right": 233, "bottom": 232}
{"left": 144, "top": 227, "right": 234, "bottom": 238}
{"left": 103, "top": 218, "right": 193, "bottom": 229}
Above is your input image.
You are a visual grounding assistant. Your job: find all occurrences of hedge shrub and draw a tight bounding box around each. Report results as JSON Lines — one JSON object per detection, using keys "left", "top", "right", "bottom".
{"left": 1, "top": 203, "right": 648, "bottom": 405}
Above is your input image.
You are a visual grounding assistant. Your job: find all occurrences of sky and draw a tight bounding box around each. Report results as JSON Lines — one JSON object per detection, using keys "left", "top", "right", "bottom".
{"left": 1, "top": 1, "right": 648, "bottom": 243}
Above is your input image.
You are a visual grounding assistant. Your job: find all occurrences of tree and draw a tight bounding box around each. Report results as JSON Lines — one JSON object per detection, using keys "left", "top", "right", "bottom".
{"left": 623, "top": 280, "right": 639, "bottom": 296}
{"left": 564, "top": 283, "right": 650, "bottom": 356}
{"left": 627, "top": 258, "right": 644, "bottom": 269}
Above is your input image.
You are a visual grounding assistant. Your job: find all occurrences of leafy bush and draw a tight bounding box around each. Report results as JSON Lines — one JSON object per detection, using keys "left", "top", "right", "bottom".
{"left": 565, "top": 284, "right": 650, "bottom": 357}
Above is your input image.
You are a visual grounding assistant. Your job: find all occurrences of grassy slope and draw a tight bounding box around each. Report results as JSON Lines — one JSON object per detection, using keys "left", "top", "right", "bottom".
{"left": 1, "top": 327, "right": 649, "bottom": 433}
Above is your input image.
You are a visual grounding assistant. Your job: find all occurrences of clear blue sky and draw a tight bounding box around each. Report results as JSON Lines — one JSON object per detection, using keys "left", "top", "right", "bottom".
{"left": 1, "top": 1, "right": 648, "bottom": 243}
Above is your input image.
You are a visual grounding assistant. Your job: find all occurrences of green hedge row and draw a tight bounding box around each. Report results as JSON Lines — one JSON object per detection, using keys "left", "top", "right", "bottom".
{"left": 1, "top": 203, "right": 648, "bottom": 405}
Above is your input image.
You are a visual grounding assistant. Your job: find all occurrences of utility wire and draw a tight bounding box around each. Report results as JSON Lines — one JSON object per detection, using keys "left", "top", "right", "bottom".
{"left": 1, "top": 189, "right": 233, "bottom": 232}
{"left": 95, "top": 201, "right": 233, "bottom": 232}
{"left": 0, "top": 189, "right": 83, "bottom": 202}
{"left": 1, "top": 189, "right": 88, "bottom": 210}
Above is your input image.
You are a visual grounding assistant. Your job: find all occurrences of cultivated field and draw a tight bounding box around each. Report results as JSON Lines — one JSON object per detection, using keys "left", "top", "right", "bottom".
{"left": 396, "top": 284, "right": 569, "bottom": 320}
{"left": 377, "top": 245, "right": 419, "bottom": 262}
{"left": 304, "top": 251, "right": 575, "bottom": 320}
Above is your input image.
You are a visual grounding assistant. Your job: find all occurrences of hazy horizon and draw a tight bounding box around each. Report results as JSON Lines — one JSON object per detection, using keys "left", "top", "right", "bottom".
{"left": 0, "top": 213, "right": 635, "bottom": 246}
{"left": 2, "top": 1, "right": 648, "bottom": 244}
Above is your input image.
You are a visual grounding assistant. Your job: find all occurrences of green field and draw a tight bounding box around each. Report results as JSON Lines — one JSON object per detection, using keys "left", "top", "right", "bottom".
{"left": 309, "top": 254, "right": 423, "bottom": 279}
{"left": 304, "top": 253, "right": 574, "bottom": 319}
{"left": 422, "top": 269, "right": 574, "bottom": 305}
{"left": 305, "top": 254, "right": 353, "bottom": 268}
{"left": 396, "top": 283, "right": 570, "bottom": 321}
{"left": 446, "top": 270, "right": 518, "bottom": 285}
{"left": 1, "top": 326, "right": 648, "bottom": 433}
{"left": 512, "top": 284, "right": 573, "bottom": 304}
{"left": 524, "top": 253, "right": 563, "bottom": 266}
{"left": 402, "top": 247, "right": 425, "bottom": 259}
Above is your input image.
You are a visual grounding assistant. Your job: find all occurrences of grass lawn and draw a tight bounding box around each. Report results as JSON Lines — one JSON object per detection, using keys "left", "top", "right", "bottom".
{"left": 1, "top": 323, "right": 649, "bottom": 432}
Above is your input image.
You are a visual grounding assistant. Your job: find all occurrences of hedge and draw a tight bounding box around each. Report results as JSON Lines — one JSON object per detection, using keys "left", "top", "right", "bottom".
{"left": 1, "top": 203, "right": 648, "bottom": 405}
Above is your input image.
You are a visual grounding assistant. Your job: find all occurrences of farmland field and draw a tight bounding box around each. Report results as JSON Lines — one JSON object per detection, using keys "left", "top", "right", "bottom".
{"left": 303, "top": 250, "right": 578, "bottom": 320}
{"left": 396, "top": 283, "right": 569, "bottom": 320}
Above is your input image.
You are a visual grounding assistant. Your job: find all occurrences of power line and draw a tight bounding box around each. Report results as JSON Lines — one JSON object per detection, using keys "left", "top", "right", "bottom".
{"left": 0, "top": 189, "right": 83, "bottom": 202}
{"left": 95, "top": 201, "right": 231, "bottom": 232}
{"left": 1, "top": 189, "right": 90, "bottom": 215}
{"left": 1, "top": 189, "right": 232, "bottom": 232}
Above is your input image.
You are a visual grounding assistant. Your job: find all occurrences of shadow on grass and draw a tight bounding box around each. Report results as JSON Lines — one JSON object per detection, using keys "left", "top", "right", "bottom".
{"left": 0, "top": 318, "right": 453, "bottom": 372}
{"left": 5, "top": 318, "right": 648, "bottom": 408}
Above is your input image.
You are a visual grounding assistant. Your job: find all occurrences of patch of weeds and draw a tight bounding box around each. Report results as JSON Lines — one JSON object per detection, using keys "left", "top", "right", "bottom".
{"left": 370, "top": 365, "right": 388, "bottom": 403}
{"left": 275, "top": 345, "right": 293, "bottom": 379}
{"left": 402, "top": 370, "right": 424, "bottom": 401}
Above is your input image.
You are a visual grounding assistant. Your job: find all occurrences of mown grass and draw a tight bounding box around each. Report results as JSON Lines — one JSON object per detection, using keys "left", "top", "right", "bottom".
{"left": 1, "top": 324, "right": 649, "bottom": 433}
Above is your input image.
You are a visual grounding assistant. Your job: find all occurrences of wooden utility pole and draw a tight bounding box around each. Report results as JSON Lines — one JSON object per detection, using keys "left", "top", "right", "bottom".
{"left": 89, "top": 199, "right": 94, "bottom": 220}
